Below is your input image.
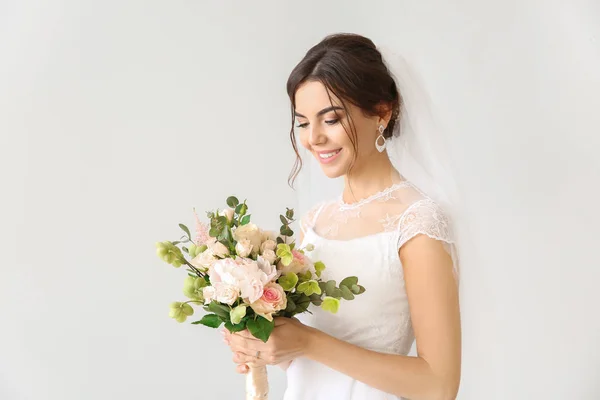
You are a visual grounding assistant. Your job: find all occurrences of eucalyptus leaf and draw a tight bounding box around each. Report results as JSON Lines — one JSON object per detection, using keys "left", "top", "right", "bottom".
{"left": 325, "top": 280, "right": 337, "bottom": 296}
{"left": 179, "top": 224, "right": 192, "bottom": 240}
{"left": 226, "top": 196, "right": 240, "bottom": 208}
{"left": 341, "top": 285, "right": 355, "bottom": 300}
{"left": 286, "top": 209, "right": 294, "bottom": 219}
{"left": 280, "top": 215, "right": 288, "bottom": 225}
{"left": 340, "top": 276, "right": 358, "bottom": 289}
{"left": 241, "top": 215, "right": 251, "bottom": 225}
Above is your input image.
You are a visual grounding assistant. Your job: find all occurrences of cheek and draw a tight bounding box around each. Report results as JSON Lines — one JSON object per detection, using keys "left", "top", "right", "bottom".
{"left": 298, "top": 130, "right": 310, "bottom": 150}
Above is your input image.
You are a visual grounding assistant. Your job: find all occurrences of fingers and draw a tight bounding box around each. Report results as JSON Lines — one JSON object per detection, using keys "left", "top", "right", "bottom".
{"left": 236, "top": 363, "right": 249, "bottom": 374}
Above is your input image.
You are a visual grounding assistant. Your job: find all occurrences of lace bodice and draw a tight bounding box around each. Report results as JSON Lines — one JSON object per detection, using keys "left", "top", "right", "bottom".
{"left": 284, "top": 180, "right": 456, "bottom": 400}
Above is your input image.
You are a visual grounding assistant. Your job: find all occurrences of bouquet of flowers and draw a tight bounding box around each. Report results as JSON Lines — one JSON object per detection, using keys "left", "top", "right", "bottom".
{"left": 156, "top": 196, "right": 365, "bottom": 399}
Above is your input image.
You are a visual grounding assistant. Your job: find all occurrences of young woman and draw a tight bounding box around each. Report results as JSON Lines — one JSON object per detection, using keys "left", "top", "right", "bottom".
{"left": 223, "top": 33, "right": 461, "bottom": 400}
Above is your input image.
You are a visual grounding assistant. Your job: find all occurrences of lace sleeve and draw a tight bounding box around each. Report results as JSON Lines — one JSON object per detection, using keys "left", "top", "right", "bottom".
{"left": 299, "top": 202, "right": 326, "bottom": 235}
{"left": 397, "top": 198, "right": 454, "bottom": 249}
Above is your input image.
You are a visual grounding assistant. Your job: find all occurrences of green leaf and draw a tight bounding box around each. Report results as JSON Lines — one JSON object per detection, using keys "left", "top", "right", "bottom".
{"left": 285, "top": 297, "right": 297, "bottom": 313}
{"left": 357, "top": 285, "right": 366, "bottom": 294}
{"left": 240, "top": 215, "right": 251, "bottom": 225}
{"left": 340, "top": 285, "right": 355, "bottom": 300}
{"left": 209, "top": 228, "right": 220, "bottom": 238}
{"left": 280, "top": 215, "right": 288, "bottom": 225}
{"left": 227, "top": 196, "right": 240, "bottom": 208}
{"left": 224, "top": 320, "right": 246, "bottom": 333}
{"left": 192, "top": 313, "right": 222, "bottom": 328}
{"left": 179, "top": 224, "right": 191, "bottom": 240}
{"left": 276, "top": 237, "right": 284, "bottom": 245}
{"left": 294, "top": 294, "right": 311, "bottom": 313}
{"left": 278, "top": 272, "right": 299, "bottom": 291}
{"left": 314, "top": 261, "right": 326, "bottom": 278}
{"left": 321, "top": 297, "right": 340, "bottom": 314}
{"left": 208, "top": 302, "right": 230, "bottom": 319}
{"left": 286, "top": 208, "right": 294, "bottom": 219}
{"left": 246, "top": 316, "right": 275, "bottom": 343}
{"left": 340, "top": 276, "right": 358, "bottom": 289}
{"left": 351, "top": 284, "right": 360, "bottom": 294}
{"left": 282, "top": 228, "right": 294, "bottom": 237}
{"left": 297, "top": 281, "right": 309, "bottom": 294}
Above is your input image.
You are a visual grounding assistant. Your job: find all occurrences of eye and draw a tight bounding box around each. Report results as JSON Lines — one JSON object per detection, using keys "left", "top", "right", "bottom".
{"left": 296, "top": 122, "right": 309, "bottom": 129}
{"left": 325, "top": 119, "right": 339, "bottom": 125}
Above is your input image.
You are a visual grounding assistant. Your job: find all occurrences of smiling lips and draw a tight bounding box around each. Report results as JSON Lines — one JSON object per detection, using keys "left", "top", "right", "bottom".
{"left": 316, "top": 149, "right": 342, "bottom": 164}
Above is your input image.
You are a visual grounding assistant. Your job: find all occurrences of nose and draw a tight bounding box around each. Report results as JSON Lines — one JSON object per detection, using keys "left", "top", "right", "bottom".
{"left": 307, "top": 124, "right": 326, "bottom": 147}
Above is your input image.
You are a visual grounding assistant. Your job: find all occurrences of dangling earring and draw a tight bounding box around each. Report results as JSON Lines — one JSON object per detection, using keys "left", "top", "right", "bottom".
{"left": 375, "top": 125, "right": 387, "bottom": 153}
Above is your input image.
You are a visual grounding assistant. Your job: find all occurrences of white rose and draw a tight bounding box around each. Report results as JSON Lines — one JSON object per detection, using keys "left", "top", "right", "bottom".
{"left": 214, "top": 282, "right": 239, "bottom": 305}
{"left": 220, "top": 208, "right": 235, "bottom": 222}
{"left": 233, "top": 223, "right": 262, "bottom": 255}
{"left": 260, "top": 240, "right": 277, "bottom": 253}
{"left": 210, "top": 241, "right": 230, "bottom": 258}
{"left": 202, "top": 286, "right": 216, "bottom": 304}
{"left": 261, "top": 249, "right": 278, "bottom": 265}
{"left": 235, "top": 239, "right": 253, "bottom": 258}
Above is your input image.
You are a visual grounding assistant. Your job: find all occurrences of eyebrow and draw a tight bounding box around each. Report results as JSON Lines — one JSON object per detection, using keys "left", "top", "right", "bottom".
{"left": 294, "top": 106, "right": 344, "bottom": 119}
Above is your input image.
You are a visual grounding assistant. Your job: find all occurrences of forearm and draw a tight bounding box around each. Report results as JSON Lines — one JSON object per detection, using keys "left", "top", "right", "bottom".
{"left": 304, "top": 328, "right": 457, "bottom": 400}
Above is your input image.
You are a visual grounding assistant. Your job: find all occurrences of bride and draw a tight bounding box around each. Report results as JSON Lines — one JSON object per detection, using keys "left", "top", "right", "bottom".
{"left": 223, "top": 33, "right": 461, "bottom": 400}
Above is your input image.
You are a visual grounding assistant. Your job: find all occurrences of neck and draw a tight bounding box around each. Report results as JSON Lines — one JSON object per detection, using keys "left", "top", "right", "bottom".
{"left": 342, "top": 153, "right": 402, "bottom": 204}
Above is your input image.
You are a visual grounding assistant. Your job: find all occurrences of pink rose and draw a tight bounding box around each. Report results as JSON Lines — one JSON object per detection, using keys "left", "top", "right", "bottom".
{"left": 278, "top": 250, "right": 311, "bottom": 275}
{"left": 250, "top": 283, "right": 287, "bottom": 321}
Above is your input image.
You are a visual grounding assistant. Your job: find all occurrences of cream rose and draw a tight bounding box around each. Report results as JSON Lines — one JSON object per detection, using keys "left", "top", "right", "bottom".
{"left": 260, "top": 239, "right": 277, "bottom": 253}
{"left": 261, "top": 230, "right": 278, "bottom": 243}
{"left": 250, "top": 283, "right": 287, "bottom": 321}
{"left": 233, "top": 223, "right": 262, "bottom": 255}
{"left": 261, "top": 249, "right": 277, "bottom": 265}
{"left": 190, "top": 248, "right": 217, "bottom": 270}
{"left": 210, "top": 241, "right": 230, "bottom": 258}
{"left": 235, "top": 239, "right": 253, "bottom": 258}
{"left": 220, "top": 208, "right": 235, "bottom": 222}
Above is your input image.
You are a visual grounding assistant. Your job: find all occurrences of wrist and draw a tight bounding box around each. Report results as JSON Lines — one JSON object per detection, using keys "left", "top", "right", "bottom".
{"left": 302, "top": 324, "right": 323, "bottom": 359}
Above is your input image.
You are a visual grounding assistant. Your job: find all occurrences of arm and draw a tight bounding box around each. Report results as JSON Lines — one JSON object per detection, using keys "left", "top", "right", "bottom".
{"left": 303, "top": 235, "right": 461, "bottom": 400}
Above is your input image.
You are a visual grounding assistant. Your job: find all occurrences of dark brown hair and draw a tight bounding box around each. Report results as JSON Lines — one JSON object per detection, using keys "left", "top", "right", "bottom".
{"left": 286, "top": 33, "right": 403, "bottom": 186}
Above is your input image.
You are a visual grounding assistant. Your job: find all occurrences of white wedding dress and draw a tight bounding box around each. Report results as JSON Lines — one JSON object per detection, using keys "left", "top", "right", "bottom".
{"left": 283, "top": 179, "right": 456, "bottom": 400}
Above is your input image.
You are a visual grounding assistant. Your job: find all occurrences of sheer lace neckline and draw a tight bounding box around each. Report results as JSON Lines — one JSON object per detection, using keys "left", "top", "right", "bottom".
{"left": 338, "top": 180, "right": 411, "bottom": 210}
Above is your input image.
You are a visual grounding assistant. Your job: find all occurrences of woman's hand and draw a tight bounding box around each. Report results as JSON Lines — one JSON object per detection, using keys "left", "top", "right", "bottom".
{"left": 222, "top": 317, "right": 313, "bottom": 374}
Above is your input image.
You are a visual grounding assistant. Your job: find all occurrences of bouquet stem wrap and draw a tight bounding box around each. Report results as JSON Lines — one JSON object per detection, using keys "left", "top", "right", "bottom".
{"left": 245, "top": 365, "right": 269, "bottom": 399}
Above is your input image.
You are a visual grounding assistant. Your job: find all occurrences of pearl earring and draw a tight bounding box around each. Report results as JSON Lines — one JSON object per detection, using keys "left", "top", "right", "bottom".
{"left": 375, "top": 125, "right": 387, "bottom": 153}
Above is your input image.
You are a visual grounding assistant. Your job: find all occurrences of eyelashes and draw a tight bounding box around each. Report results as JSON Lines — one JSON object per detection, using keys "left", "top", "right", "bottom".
{"left": 295, "top": 119, "right": 339, "bottom": 129}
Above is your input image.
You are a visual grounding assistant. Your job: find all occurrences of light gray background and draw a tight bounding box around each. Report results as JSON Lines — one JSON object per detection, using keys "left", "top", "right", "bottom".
{"left": 1, "top": 1, "right": 599, "bottom": 399}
